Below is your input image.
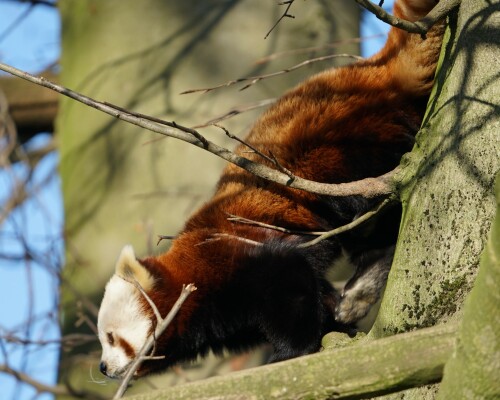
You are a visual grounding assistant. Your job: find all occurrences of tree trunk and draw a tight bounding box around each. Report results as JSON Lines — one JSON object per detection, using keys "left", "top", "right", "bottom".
{"left": 437, "top": 174, "right": 500, "bottom": 398}
{"left": 369, "top": 0, "right": 500, "bottom": 397}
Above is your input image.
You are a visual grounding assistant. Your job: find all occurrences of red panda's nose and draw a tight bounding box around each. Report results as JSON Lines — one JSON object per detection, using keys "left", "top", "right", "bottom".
{"left": 99, "top": 361, "right": 108, "bottom": 376}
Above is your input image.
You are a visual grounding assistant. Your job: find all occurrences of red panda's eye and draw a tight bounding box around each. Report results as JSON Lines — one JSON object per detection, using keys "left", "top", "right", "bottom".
{"left": 107, "top": 332, "right": 114, "bottom": 346}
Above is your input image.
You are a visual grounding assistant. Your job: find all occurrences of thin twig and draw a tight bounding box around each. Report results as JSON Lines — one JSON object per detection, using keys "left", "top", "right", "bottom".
{"left": 268, "top": 151, "right": 295, "bottom": 183}
{"left": 0, "top": 363, "right": 69, "bottom": 396}
{"left": 123, "top": 276, "right": 163, "bottom": 325}
{"left": 102, "top": 101, "right": 209, "bottom": 149}
{"left": 255, "top": 36, "right": 376, "bottom": 64}
{"left": 265, "top": 0, "right": 296, "bottom": 39}
{"left": 227, "top": 213, "right": 325, "bottom": 236}
{"left": 157, "top": 235, "right": 176, "bottom": 246}
{"left": 181, "top": 54, "right": 362, "bottom": 95}
{"left": 113, "top": 284, "right": 197, "bottom": 399}
{"left": 201, "top": 233, "right": 263, "bottom": 247}
{"left": 192, "top": 98, "right": 276, "bottom": 129}
{"left": 0, "top": 62, "right": 398, "bottom": 199}
{"left": 299, "top": 198, "right": 393, "bottom": 248}
{"left": 226, "top": 197, "right": 393, "bottom": 245}
{"left": 214, "top": 124, "right": 296, "bottom": 182}
{"left": 2, "top": 333, "right": 96, "bottom": 348}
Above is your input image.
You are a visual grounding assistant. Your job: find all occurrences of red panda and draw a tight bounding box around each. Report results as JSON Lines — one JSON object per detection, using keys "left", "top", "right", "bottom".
{"left": 98, "top": 0, "right": 445, "bottom": 379}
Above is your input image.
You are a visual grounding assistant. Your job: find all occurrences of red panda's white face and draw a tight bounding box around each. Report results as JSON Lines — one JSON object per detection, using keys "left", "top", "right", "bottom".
{"left": 97, "top": 246, "right": 155, "bottom": 379}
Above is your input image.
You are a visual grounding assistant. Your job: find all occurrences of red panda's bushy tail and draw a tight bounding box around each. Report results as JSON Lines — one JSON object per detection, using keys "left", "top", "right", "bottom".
{"left": 372, "top": 0, "right": 446, "bottom": 96}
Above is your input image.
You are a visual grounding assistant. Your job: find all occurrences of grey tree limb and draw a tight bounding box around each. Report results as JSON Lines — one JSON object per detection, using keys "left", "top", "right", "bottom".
{"left": 127, "top": 322, "right": 457, "bottom": 400}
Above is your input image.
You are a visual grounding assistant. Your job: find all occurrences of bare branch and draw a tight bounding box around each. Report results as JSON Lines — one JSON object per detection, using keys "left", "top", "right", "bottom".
{"left": 0, "top": 62, "right": 398, "bottom": 199}
{"left": 214, "top": 124, "right": 296, "bottom": 182}
{"left": 202, "top": 233, "right": 264, "bottom": 247}
{"left": 121, "top": 275, "right": 163, "bottom": 325}
{"left": 192, "top": 98, "right": 276, "bottom": 129}
{"left": 265, "top": 0, "right": 296, "bottom": 39}
{"left": 298, "top": 198, "right": 393, "bottom": 248}
{"left": 181, "top": 54, "right": 362, "bottom": 95}
{"left": 0, "top": 362, "right": 107, "bottom": 399}
{"left": 227, "top": 213, "right": 325, "bottom": 236}
{"left": 113, "top": 284, "right": 197, "bottom": 399}
{"left": 354, "top": 0, "right": 460, "bottom": 35}
{"left": 226, "top": 197, "right": 393, "bottom": 246}
{"left": 2, "top": 333, "right": 96, "bottom": 348}
{"left": 157, "top": 235, "right": 176, "bottom": 246}
{"left": 102, "top": 101, "right": 210, "bottom": 149}
{"left": 254, "top": 35, "right": 379, "bottom": 65}
{"left": 0, "top": 363, "right": 69, "bottom": 396}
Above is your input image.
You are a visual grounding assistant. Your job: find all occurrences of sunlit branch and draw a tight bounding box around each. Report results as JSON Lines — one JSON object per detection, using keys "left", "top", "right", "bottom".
{"left": 0, "top": 62, "right": 398, "bottom": 199}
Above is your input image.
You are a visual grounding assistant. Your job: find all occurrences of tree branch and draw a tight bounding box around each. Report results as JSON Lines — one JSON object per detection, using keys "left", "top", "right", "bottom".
{"left": 0, "top": 62, "right": 397, "bottom": 199}
{"left": 180, "top": 54, "right": 362, "bottom": 95}
{"left": 265, "top": 0, "right": 296, "bottom": 39}
{"left": 0, "top": 70, "right": 58, "bottom": 140}
{"left": 125, "top": 322, "right": 457, "bottom": 400}
{"left": 192, "top": 98, "right": 276, "bottom": 129}
{"left": 299, "top": 197, "right": 393, "bottom": 247}
{"left": 227, "top": 213, "right": 325, "bottom": 236}
{"left": 354, "top": 0, "right": 460, "bottom": 35}
{"left": 0, "top": 363, "right": 69, "bottom": 396}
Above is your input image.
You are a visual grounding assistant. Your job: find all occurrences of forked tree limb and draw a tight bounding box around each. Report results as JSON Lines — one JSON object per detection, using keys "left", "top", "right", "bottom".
{"left": 299, "top": 197, "right": 393, "bottom": 247}
{"left": 0, "top": 62, "right": 398, "bottom": 199}
{"left": 226, "top": 197, "right": 394, "bottom": 244}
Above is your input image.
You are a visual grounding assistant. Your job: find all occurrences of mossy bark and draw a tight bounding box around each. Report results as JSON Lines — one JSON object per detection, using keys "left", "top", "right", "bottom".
{"left": 437, "top": 174, "right": 500, "bottom": 399}
{"left": 370, "top": 0, "right": 500, "bottom": 339}
{"left": 127, "top": 324, "right": 457, "bottom": 400}
{"left": 369, "top": 1, "right": 500, "bottom": 397}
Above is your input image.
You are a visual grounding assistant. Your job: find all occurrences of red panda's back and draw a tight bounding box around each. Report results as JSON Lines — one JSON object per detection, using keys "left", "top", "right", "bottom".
{"left": 219, "top": 0, "right": 444, "bottom": 187}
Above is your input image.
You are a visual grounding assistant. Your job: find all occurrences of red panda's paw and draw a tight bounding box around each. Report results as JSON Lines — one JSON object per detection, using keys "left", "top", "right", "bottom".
{"left": 335, "top": 246, "right": 394, "bottom": 325}
{"left": 335, "top": 286, "right": 380, "bottom": 325}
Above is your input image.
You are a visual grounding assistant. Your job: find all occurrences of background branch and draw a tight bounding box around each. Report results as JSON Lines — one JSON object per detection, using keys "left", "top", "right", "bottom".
{"left": 180, "top": 54, "right": 362, "bottom": 95}
{"left": 265, "top": 0, "right": 296, "bottom": 39}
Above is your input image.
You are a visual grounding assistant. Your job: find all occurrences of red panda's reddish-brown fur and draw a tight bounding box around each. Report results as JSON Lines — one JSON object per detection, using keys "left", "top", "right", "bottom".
{"left": 125, "top": 0, "right": 445, "bottom": 376}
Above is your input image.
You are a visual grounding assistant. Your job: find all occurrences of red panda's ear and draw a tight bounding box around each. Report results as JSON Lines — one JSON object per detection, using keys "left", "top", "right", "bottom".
{"left": 115, "top": 245, "right": 155, "bottom": 291}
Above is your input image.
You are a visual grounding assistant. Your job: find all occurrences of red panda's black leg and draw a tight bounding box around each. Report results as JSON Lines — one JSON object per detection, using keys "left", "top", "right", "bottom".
{"left": 335, "top": 246, "right": 395, "bottom": 325}
{"left": 247, "top": 242, "right": 337, "bottom": 362}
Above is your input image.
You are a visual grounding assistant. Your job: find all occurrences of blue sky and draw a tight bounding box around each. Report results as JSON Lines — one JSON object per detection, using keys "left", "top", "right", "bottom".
{"left": 0, "top": 1, "right": 391, "bottom": 399}
{"left": 0, "top": 2, "right": 61, "bottom": 400}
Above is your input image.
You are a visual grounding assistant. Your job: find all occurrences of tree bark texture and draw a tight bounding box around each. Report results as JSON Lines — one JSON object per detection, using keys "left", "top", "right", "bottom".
{"left": 437, "top": 173, "right": 500, "bottom": 399}
{"left": 369, "top": 1, "right": 500, "bottom": 397}
{"left": 127, "top": 323, "right": 457, "bottom": 400}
